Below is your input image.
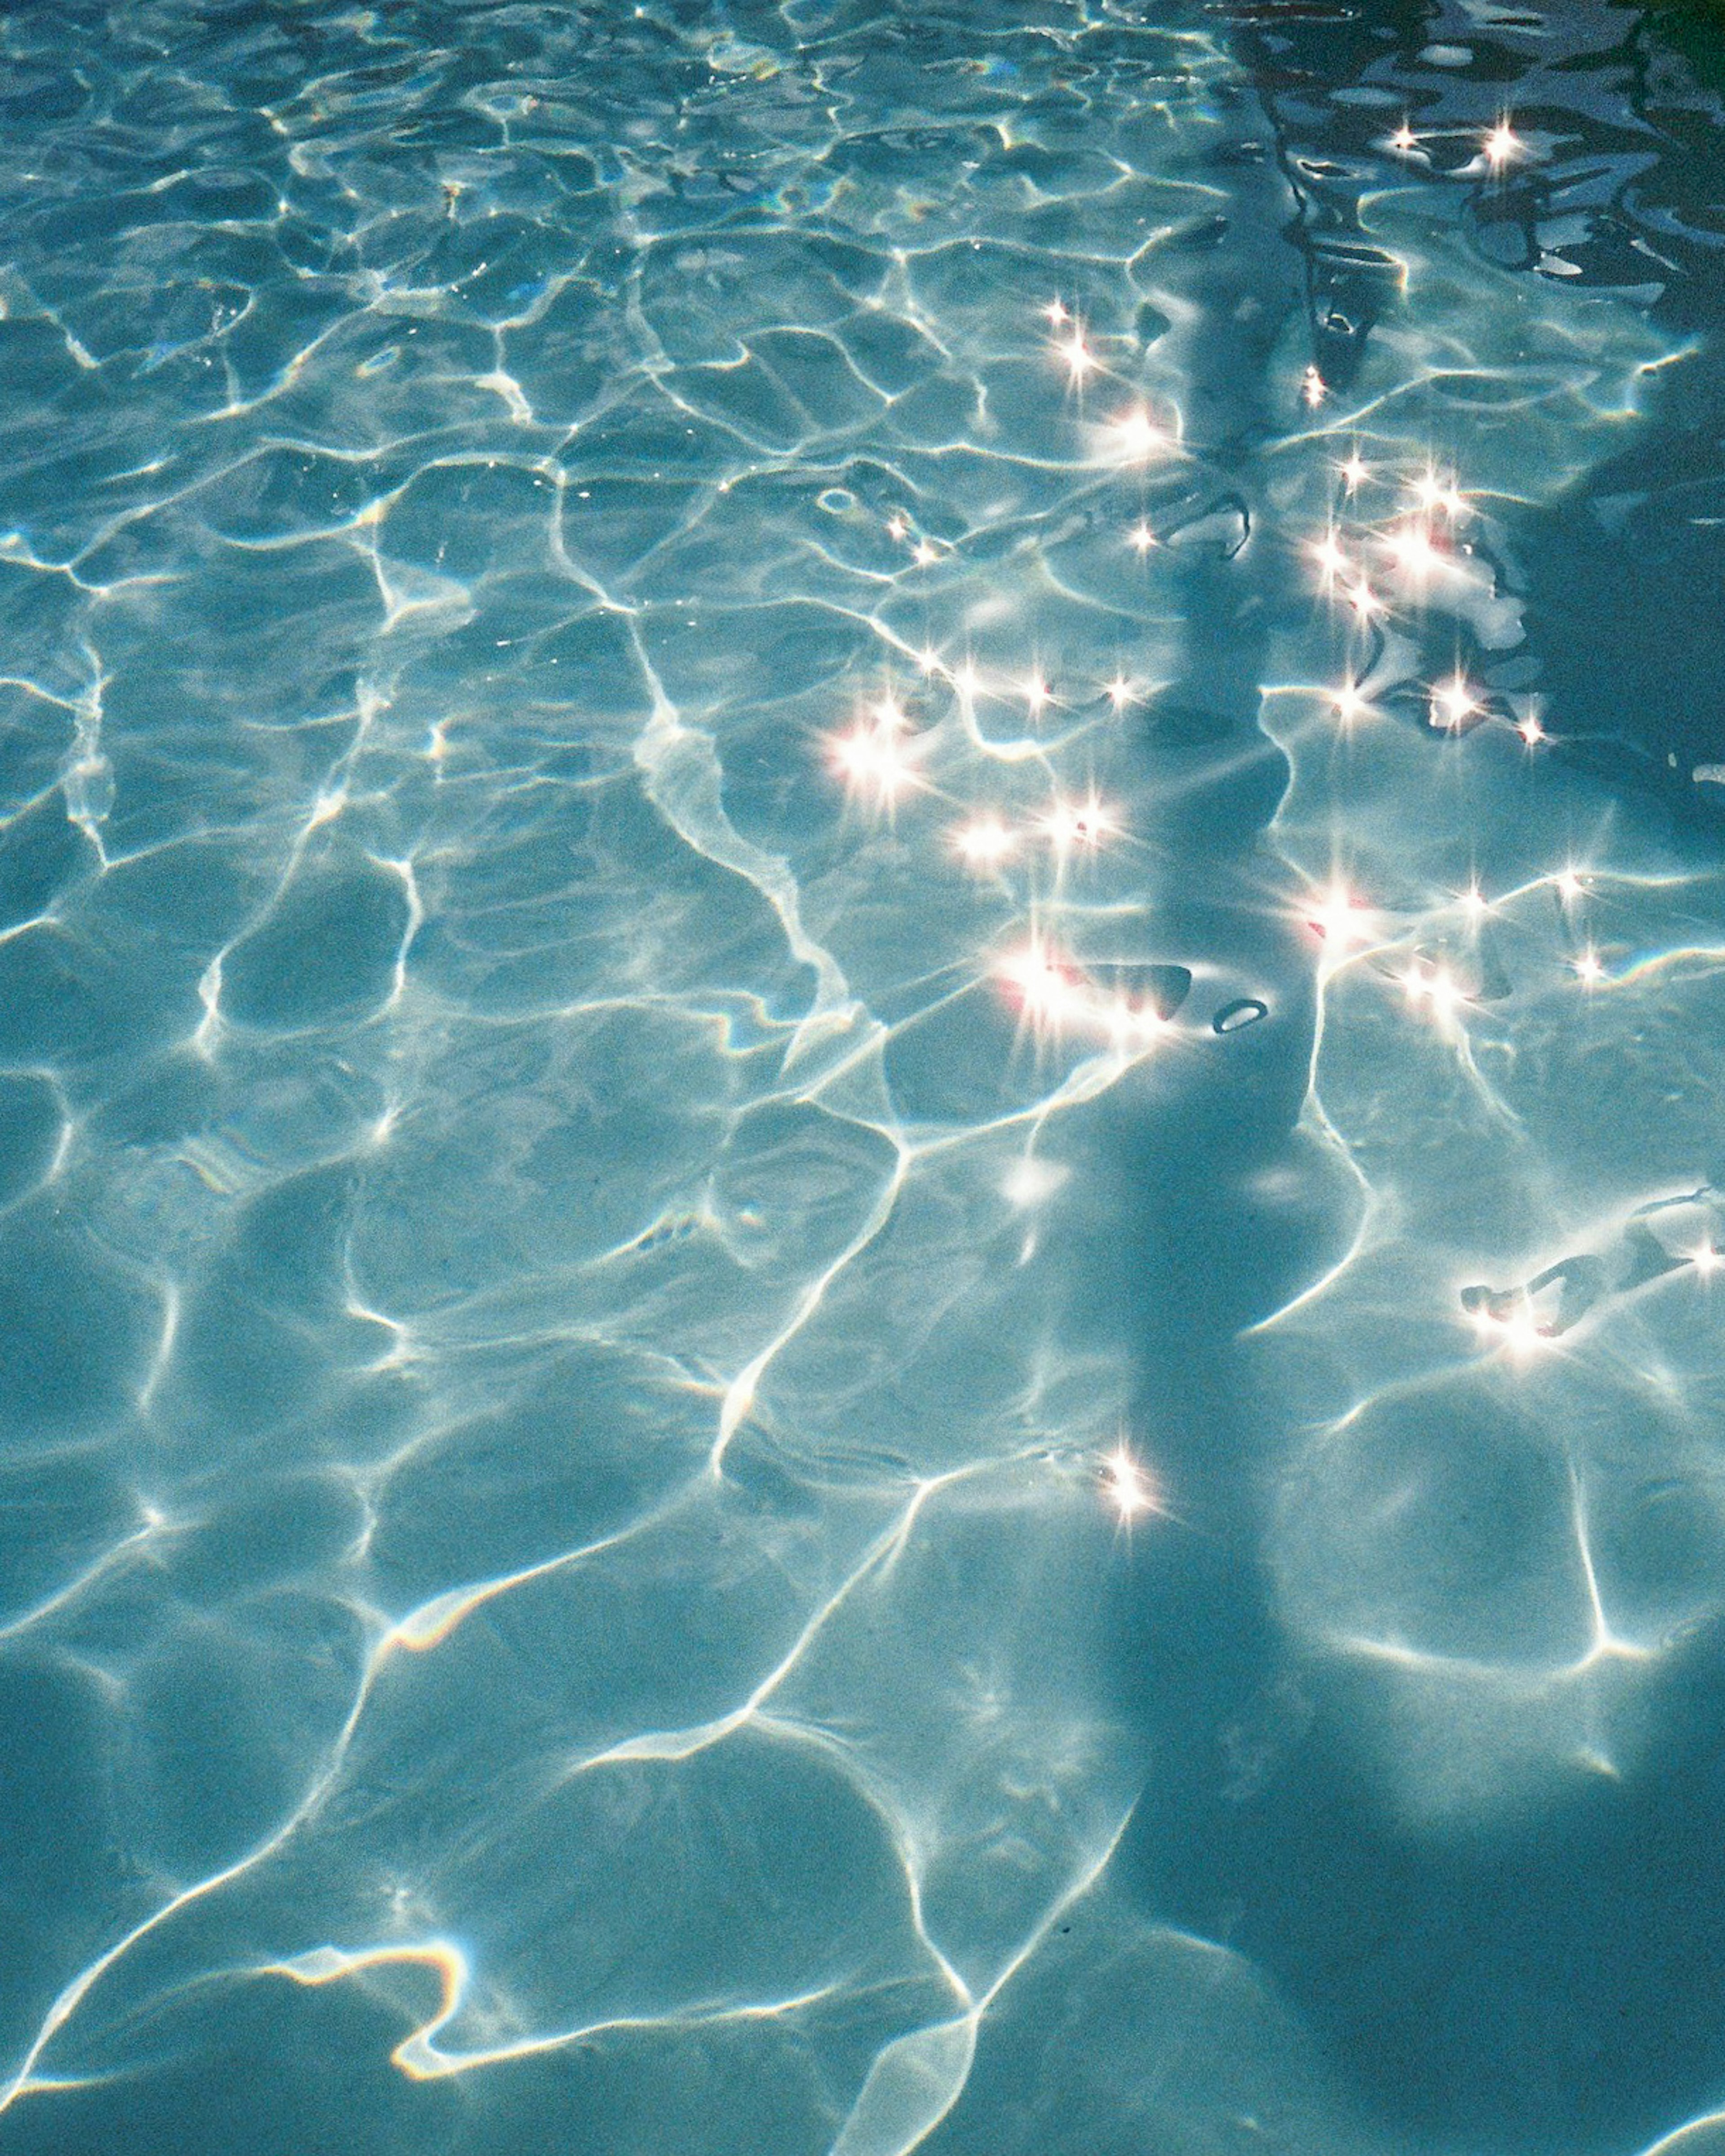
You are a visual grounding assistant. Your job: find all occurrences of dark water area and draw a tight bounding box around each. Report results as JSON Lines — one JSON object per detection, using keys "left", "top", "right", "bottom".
{"left": 1, "top": 4, "right": 1724, "bottom": 2155}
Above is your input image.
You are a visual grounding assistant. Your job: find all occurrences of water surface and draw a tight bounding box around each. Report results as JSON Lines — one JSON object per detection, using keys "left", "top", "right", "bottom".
{"left": 2, "top": 4, "right": 1725, "bottom": 2152}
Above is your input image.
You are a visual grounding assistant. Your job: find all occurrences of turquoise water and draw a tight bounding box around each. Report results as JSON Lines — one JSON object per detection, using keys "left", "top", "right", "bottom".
{"left": 3, "top": 2, "right": 1725, "bottom": 2151}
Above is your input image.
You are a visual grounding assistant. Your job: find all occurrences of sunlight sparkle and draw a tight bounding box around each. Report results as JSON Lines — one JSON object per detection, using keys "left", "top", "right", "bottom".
{"left": 1430, "top": 674, "right": 1481, "bottom": 730}
{"left": 1403, "top": 961, "right": 1468, "bottom": 1023}
{"left": 999, "top": 938, "right": 1086, "bottom": 1028}
{"left": 1330, "top": 678, "right": 1371, "bottom": 726}
{"left": 828, "top": 707, "right": 924, "bottom": 809}
{"left": 1057, "top": 329, "right": 1095, "bottom": 383}
{"left": 1103, "top": 405, "right": 1169, "bottom": 462}
{"left": 1471, "top": 1300, "right": 1552, "bottom": 1361}
{"left": 1308, "top": 529, "right": 1351, "bottom": 587}
{"left": 1307, "top": 883, "right": 1374, "bottom": 950}
{"left": 1383, "top": 520, "right": 1452, "bottom": 582}
{"left": 1409, "top": 467, "right": 1467, "bottom": 519}
{"left": 1484, "top": 119, "right": 1525, "bottom": 170}
{"left": 1004, "top": 1155, "right": 1067, "bottom": 1208}
{"left": 1102, "top": 1445, "right": 1159, "bottom": 1523}
{"left": 1345, "top": 577, "right": 1384, "bottom": 622}
{"left": 953, "top": 814, "right": 1017, "bottom": 869}
{"left": 1039, "top": 793, "right": 1117, "bottom": 855}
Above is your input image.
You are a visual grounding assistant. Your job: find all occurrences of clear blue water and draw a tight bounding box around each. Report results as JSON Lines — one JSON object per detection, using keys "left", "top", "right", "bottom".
{"left": 3, "top": 3, "right": 1725, "bottom": 2152}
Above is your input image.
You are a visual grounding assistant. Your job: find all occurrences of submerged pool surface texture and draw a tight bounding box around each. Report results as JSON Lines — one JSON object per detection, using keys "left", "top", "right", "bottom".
{"left": 4, "top": 0, "right": 1725, "bottom": 2150}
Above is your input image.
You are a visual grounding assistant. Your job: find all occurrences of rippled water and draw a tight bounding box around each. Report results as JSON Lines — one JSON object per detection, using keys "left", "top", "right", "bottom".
{"left": 3, "top": 3, "right": 1725, "bottom": 2152}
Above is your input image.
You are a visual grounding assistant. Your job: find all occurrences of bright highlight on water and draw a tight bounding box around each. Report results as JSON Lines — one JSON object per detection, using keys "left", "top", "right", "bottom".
{"left": 1, "top": 2, "right": 1724, "bottom": 2153}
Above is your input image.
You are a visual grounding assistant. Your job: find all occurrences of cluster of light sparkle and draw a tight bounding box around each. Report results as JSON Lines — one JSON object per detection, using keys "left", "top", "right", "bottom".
{"left": 818, "top": 656, "right": 1156, "bottom": 1074}
{"left": 950, "top": 791, "right": 1119, "bottom": 871}
{"left": 1300, "top": 451, "right": 1563, "bottom": 759}
{"left": 1388, "top": 116, "right": 1529, "bottom": 171}
{"left": 1038, "top": 301, "right": 1181, "bottom": 552}
{"left": 884, "top": 512, "right": 945, "bottom": 569}
{"left": 1400, "top": 958, "right": 1470, "bottom": 1023}
{"left": 1309, "top": 462, "right": 1473, "bottom": 612}
{"left": 834, "top": 407, "right": 1606, "bottom": 1129}
{"left": 834, "top": 288, "right": 1611, "bottom": 1550}
{"left": 997, "top": 937, "right": 1171, "bottom": 1052}
{"left": 1294, "top": 851, "right": 1619, "bottom": 1038}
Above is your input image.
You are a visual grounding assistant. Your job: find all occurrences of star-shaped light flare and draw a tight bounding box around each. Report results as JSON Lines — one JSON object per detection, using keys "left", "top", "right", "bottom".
{"left": 827, "top": 696, "right": 926, "bottom": 811}
{"left": 1305, "top": 881, "right": 1375, "bottom": 953}
{"left": 1470, "top": 1297, "right": 1552, "bottom": 1362}
{"left": 1483, "top": 118, "right": 1525, "bottom": 171}
{"left": 998, "top": 936, "right": 1088, "bottom": 1031}
{"left": 1345, "top": 576, "right": 1385, "bottom": 624}
{"left": 1408, "top": 466, "right": 1468, "bottom": 519}
{"left": 1430, "top": 674, "right": 1482, "bottom": 730}
{"left": 1100, "top": 405, "right": 1171, "bottom": 463}
{"left": 951, "top": 813, "right": 1018, "bottom": 870}
{"left": 1038, "top": 791, "right": 1118, "bottom": 859}
{"left": 1382, "top": 519, "right": 1455, "bottom": 585}
{"left": 1101, "top": 1443, "right": 1160, "bottom": 1524}
{"left": 1308, "top": 528, "right": 1351, "bottom": 590}
{"left": 1402, "top": 960, "right": 1469, "bottom": 1025}
{"left": 997, "top": 939, "right": 1167, "bottom": 1052}
{"left": 1055, "top": 325, "right": 1096, "bottom": 384}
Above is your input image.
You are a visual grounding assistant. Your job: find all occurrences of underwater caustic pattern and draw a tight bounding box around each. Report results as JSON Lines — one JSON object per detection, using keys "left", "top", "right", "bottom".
{"left": 2, "top": 2, "right": 1725, "bottom": 2153}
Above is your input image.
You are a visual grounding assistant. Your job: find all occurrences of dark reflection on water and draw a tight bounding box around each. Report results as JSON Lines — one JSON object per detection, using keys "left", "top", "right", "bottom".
{"left": 1106, "top": 7, "right": 1725, "bottom": 2152}
{"left": 1239, "top": 0, "right": 1725, "bottom": 817}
